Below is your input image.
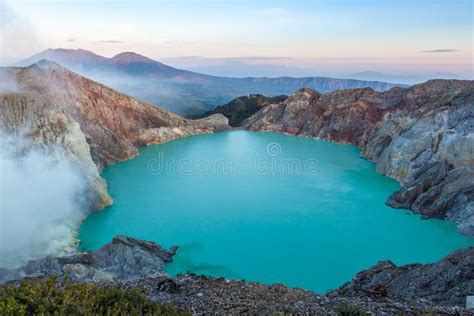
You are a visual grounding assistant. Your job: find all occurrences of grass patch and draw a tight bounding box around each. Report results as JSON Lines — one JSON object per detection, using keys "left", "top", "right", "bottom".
{"left": 336, "top": 300, "right": 370, "bottom": 316}
{"left": 0, "top": 276, "right": 187, "bottom": 315}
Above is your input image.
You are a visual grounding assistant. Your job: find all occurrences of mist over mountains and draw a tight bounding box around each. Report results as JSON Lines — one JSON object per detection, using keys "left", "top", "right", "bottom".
{"left": 161, "top": 56, "right": 471, "bottom": 85}
{"left": 346, "top": 71, "right": 469, "bottom": 85}
{"left": 17, "top": 49, "right": 405, "bottom": 116}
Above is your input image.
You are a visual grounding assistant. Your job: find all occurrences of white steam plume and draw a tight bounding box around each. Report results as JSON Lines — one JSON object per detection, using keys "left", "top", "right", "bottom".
{"left": 0, "top": 68, "right": 20, "bottom": 93}
{"left": 0, "top": 135, "right": 88, "bottom": 268}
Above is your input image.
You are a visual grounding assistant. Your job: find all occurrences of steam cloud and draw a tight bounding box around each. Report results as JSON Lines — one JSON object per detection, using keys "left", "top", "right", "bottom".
{"left": 0, "top": 69, "right": 20, "bottom": 92}
{"left": 0, "top": 135, "right": 88, "bottom": 268}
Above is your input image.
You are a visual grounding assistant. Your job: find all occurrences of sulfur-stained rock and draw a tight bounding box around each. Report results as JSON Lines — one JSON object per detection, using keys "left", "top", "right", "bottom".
{"left": 0, "top": 92, "right": 112, "bottom": 210}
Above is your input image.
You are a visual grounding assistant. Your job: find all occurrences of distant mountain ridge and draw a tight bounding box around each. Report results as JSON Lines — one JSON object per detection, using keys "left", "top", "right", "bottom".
{"left": 17, "top": 48, "right": 206, "bottom": 80}
{"left": 347, "top": 70, "right": 468, "bottom": 85}
{"left": 17, "top": 49, "right": 407, "bottom": 116}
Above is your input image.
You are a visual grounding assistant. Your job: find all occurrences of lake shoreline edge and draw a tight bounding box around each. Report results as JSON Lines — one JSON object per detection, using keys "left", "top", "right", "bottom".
{"left": 1, "top": 64, "right": 472, "bottom": 313}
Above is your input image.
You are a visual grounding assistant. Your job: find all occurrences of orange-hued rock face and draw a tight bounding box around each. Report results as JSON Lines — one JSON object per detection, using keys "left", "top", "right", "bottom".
{"left": 5, "top": 60, "right": 229, "bottom": 169}
{"left": 0, "top": 61, "right": 230, "bottom": 211}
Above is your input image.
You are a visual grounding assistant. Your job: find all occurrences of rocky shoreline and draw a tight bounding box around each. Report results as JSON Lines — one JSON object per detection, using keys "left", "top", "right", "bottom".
{"left": 1, "top": 62, "right": 473, "bottom": 313}
{"left": 3, "top": 62, "right": 471, "bottom": 234}
{"left": 1, "top": 236, "right": 472, "bottom": 314}
{"left": 242, "top": 80, "right": 474, "bottom": 236}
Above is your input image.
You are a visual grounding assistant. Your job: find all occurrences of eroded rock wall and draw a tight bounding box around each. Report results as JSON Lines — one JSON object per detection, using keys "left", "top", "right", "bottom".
{"left": 0, "top": 92, "right": 111, "bottom": 210}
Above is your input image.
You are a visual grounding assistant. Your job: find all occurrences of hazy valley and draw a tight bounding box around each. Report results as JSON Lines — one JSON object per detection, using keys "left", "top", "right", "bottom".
{"left": 17, "top": 48, "right": 405, "bottom": 116}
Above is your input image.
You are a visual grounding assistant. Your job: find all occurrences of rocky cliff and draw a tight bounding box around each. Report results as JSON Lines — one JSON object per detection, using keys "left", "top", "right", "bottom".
{"left": 243, "top": 80, "right": 474, "bottom": 236}
{"left": 0, "top": 61, "right": 230, "bottom": 211}
{"left": 0, "top": 92, "right": 111, "bottom": 210}
{"left": 1, "top": 236, "right": 470, "bottom": 314}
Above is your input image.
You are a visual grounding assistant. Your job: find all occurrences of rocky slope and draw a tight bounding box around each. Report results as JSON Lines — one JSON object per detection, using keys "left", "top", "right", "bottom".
{"left": 0, "top": 236, "right": 470, "bottom": 314}
{"left": 242, "top": 80, "right": 474, "bottom": 236}
{"left": 0, "top": 92, "right": 111, "bottom": 210}
{"left": 17, "top": 48, "right": 405, "bottom": 116}
{"left": 1, "top": 61, "right": 230, "bottom": 210}
{"left": 0, "top": 236, "right": 177, "bottom": 284}
{"left": 197, "top": 94, "right": 287, "bottom": 126}
{"left": 333, "top": 246, "right": 474, "bottom": 307}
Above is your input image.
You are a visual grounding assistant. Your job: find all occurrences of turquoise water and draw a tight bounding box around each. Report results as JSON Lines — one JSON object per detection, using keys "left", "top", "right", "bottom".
{"left": 79, "top": 131, "right": 472, "bottom": 293}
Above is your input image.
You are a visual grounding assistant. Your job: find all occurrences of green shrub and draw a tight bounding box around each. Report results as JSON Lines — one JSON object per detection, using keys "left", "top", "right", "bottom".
{"left": 0, "top": 276, "right": 186, "bottom": 315}
{"left": 336, "top": 300, "right": 370, "bottom": 316}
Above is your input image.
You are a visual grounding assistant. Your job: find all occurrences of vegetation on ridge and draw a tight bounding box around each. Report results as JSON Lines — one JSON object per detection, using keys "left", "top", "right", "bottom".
{"left": 0, "top": 276, "right": 187, "bottom": 315}
{"left": 197, "top": 94, "right": 287, "bottom": 126}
